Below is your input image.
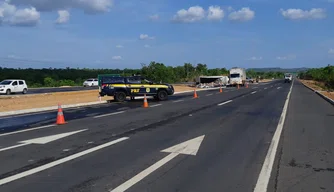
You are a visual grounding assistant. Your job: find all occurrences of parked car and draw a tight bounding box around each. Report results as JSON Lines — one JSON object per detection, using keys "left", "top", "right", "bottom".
{"left": 0, "top": 79, "right": 28, "bottom": 95}
{"left": 246, "top": 77, "right": 254, "bottom": 83}
{"left": 83, "top": 78, "right": 98, "bottom": 87}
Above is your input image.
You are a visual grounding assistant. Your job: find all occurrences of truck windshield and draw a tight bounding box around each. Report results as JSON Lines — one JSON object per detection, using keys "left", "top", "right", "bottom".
{"left": 230, "top": 74, "right": 240, "bottom": 78}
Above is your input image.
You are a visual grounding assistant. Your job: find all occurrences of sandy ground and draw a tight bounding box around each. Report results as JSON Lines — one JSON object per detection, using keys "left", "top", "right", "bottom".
{"left": 0, "top": 85, "right": 199, "bottom": 112}
{"left": 299, "top": 79, "right": 334, "bottom": 100}
{"left": 259, "top": 79, "right": 274, "bottom": 83}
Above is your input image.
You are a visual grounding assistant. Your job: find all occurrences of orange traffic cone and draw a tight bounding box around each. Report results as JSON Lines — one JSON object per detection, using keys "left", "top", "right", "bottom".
{"left": 219, "top": 86, "right": 223, "bottom": 93}
{"left": 193, "top": 89, "right": 198, "bottom": 98}
{"left": 56, "top": 104, "right": 66, "bottom": 125}
{"left": 143, "top": 94, "right": 149, "bottom": 108}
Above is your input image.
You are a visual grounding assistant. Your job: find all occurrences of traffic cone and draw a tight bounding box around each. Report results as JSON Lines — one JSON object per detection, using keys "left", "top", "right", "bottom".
{"left": 143, "top": 94, "right": 149, "bottom": 108}
{"left": 193, "top": 89, "right": 198, "bottom": 98}
{"left": 56, "top": 103, "right": 66, "bottom": 125}
{"left": 219, "top": 86, "right": 223, "bottom": 93}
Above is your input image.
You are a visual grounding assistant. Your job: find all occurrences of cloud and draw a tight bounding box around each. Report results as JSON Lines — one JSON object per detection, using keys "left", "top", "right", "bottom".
{"left": 112, "top": 56, "right": 122, "bottom": 60}
{"left": 328, "top": 49, "right": 334, "bottom": 54}
{"left": 172, "top": 6, "right": 205, "bottom": 23}
{"left": 280, "top": 8, "right": 326, "bottom": 20}
{"left": 116, "top": 45, "right": 123, "bottom": 48}
{"left": 56, "top": 10, "right": 70, "bottom": 24}
{"left": 0, "top": 2, "right": 40, "bottom": 26}
{"left": 247, "top": 56, "right": 262, "bottom": 61}
{"left": 144, "top": 44, "right": 150, "bottom": 48}
{"left": 276, "top": 55, "right": 296, "bottom": 60}
{"left": 149, "top": 14, "right": 159, "bottom": 21}
{"left": 9, "top": 0, "right": 113, "bottom": 13}
{"left": 228, "top": 7, "right": 255, "bottom": 22}
{"left": 207, "top": 6, "right": 224, "bottom": 21}
{"left": 139, "top": 34, "right": 155, "bottom": 40}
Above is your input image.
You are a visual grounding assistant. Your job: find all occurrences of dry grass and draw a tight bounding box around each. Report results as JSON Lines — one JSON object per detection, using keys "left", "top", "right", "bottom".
{"left": 0, "top": 85, "right": 198, "bottom": 112}
{"left": 299, "top": 80, "right": 334, "bottom": 100}
{"left": 259, "top": 79, "right": 273, "bottom": 83}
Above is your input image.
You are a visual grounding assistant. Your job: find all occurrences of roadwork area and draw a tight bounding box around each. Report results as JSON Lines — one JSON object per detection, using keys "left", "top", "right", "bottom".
{"left": 0, "top": 84, "right": 199, "bottom": 112}
{"left": 0, "top": 80, "right": 331, "bottom": 192}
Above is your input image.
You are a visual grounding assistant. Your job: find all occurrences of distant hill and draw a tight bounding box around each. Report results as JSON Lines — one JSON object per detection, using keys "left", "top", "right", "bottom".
{"left": 246, "top": 67, "right": 309, "bottom": 73}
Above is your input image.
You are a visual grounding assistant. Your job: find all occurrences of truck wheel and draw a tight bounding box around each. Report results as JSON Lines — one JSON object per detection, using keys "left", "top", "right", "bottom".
{"left": 156, "top": 90, "right": 168, "bottom": 101}
{"left": 114, "top": 92, "right": 126, "bottom": 102}
{"left": 6, "top": 89, "right": 11, "bottom": 95}
{"left": 22, "top": 88, "right": 27, "bottom": 94}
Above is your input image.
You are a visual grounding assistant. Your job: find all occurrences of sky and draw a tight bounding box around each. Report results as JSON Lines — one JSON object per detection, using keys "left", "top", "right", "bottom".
{"left": 0, "top": 0, "right": 334, "bottom": 69}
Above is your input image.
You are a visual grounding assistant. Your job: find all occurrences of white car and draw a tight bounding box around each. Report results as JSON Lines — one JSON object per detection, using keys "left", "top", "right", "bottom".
{"left": 0, "top": 79, "right": 28, "bottom": 95}
{"left": 83, "top": 78, "right": 98, "bottom": 87}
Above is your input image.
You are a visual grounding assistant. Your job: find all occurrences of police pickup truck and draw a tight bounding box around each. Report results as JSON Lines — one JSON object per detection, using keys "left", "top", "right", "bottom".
{"left": 99, "top": 75, "right": 175, "bottom": 102}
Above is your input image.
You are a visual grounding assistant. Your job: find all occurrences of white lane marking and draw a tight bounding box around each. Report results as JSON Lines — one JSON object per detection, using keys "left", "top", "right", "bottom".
{"left": 0, "top": 137, "right": 129, "bottom": 186}
{"left": 93, "top": 111, "right": 125, "bottom": 118}
{"left": 217, "top": 100, "right": 233, "bottom": 106}
{"left": 206, "top": 93, "right": 213, "bottom": 96}
{"left": 251, "top": 91, "right": 257, "bottom": 94}
{"left": 277, "top": 87, "right": 281, "bottom": 89}
{"left": 0, "top": 143, "right": 30, "bottom": 152}
{"left": 110, "top": 135, "right": 205, "bottom": 192}
{"left": 0, "top": 125, "right": 56, "bottom": 137}
{"left": 253, "top": 83, "right": 293, "bottom": 192}
{"left": 264, "top": 87, "right": 268, "bottom": 90}
{"left": 172, "top": 100, "right": 184, "bottom": 103}
{"left": 150, "top": 104, "right": 162, "bottom": 108}
{"left": 0, "top": 129, "right": 87, "bottom": 152}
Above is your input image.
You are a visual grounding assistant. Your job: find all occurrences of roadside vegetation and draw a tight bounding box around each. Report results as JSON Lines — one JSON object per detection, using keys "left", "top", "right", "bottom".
{"left": 298, "top": 65, "right": 334, "bottom": 91}
{"left": 0, "top": 61, "right": 285, "bottom": 88}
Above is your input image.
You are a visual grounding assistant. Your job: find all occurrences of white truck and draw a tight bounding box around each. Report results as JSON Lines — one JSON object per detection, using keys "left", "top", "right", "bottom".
{"left": 229, "top": 67, "right": 246, "bottom": 86}
{"left": 284, "top": 73, "right": 292, "bottom": 83}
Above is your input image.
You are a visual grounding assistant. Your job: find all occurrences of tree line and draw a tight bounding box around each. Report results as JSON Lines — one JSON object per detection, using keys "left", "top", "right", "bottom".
{"left": 298, "top": 65, "right": 334, "bottom": 90}
{"left": 0, "top": 61, "right": 285, "bottom": 87}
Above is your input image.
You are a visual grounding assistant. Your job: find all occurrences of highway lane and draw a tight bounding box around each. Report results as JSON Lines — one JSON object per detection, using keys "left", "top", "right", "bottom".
{"left": 0, "top": 82, "right": 276, "bottom": 133}
{"left": 0, "top": 81, "right": 287, "bottom": 191}
{"left": 271, "top": 80, "right": 334, "bottom": 192}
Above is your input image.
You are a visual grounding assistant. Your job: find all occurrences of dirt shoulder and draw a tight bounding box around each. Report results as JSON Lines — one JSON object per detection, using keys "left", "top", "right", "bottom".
{"left": 0, "top": 85, "right": 199, "bottom": 112}
{"left": 299, "top": 79, "right": 334, "bottom": 100}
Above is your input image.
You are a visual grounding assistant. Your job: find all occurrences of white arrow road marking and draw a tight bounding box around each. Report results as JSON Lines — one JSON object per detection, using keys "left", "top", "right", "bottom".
{"left": 0, "top": 129, "right": 87, "bottom": 152}
{"left": 110, "top": 135, "right": 205, "bottom": 192}
{"left": 0, "top": 137, "right": 129, "bottom": 186}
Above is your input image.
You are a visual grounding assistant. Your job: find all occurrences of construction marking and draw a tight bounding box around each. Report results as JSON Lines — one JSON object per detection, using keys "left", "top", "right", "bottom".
{"left": 253, "top": 83, "right": 293, "bottom": 192}
{"left": 150, "top": 104, "right": 162, "bottom": 108}
{"left": 0, "top": 125, "right": 56, "bottom": 137}
{"left": 93, "top": 111, "right": 125, "bottom": 118}
{"left": 0, "top": 137, "right": 129, "bottom": 186}
{"left": 172, "top": 100, "right": 184, "bottom": 103}
{"left": 217, "top": 100, "right": 233, "bottom": 106}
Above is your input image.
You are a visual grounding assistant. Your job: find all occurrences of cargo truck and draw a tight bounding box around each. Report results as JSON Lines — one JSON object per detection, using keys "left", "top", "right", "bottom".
{"left": 229, "top": 67, "right": 246, "bottom": 86}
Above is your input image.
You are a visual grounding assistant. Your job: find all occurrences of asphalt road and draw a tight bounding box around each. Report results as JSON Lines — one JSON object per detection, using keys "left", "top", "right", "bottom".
{"left": 0, "top": 80, "right": 330, "bottom": 192}
{"left": 26, "top": 86, "right": 97, "bottom": 94}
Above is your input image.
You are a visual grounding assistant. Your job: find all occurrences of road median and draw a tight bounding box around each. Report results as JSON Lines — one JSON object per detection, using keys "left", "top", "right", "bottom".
{"left": 0, "top": 86, "right": 219, "bottom": 117}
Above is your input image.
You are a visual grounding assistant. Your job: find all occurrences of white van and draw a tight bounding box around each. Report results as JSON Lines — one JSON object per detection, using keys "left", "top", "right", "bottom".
{"left": 0, "top": 79, "right": 28, "bottom": 95}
